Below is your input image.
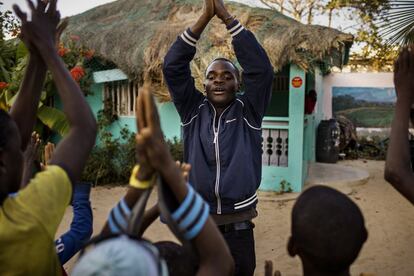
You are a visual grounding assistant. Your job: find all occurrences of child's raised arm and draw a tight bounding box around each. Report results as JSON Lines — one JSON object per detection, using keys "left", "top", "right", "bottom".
{"left": 136, "top": 87, "right": 234, "bottom": 275}
{"left": 162, "top": 0, "right": 215, "bottom": 121}
{"left": 385, "top": 46, "right": 414, "bottom": 204}
{"left": 14, "top": 0, "right": 97, "bottom": 183}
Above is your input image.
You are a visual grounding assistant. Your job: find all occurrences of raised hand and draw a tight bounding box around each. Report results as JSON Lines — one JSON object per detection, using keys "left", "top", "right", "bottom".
{"left": 13, "top": 0, "right": 61, "bottom": 51}
{"left": 176, "top": 161, "right": 192, "bottom": 182}
{"left": 214, "top": 0, "right": 232, "bottom": 23}
{"left": 21, "top": 132, "right": 42, "bottom": 188}
{"left": 44, "top": 142, "right": 55, "bottom": 165}
{"left": 135, "top": 86, "right": 173, "bottom": 172}
{"left": 134, "top": 87, "right": 156, "bottom": 181}
{"left": 394, "top": 46, "right": 414, "bottom": 104}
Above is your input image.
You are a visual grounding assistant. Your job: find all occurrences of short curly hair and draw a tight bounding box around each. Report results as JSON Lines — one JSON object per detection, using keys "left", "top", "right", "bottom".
{"left": 206, "top": 58, "right": 241, "bottom": 82}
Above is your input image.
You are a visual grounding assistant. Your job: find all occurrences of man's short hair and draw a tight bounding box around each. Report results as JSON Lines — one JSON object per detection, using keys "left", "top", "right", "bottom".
{"left": 0, "top": 109, "right": 13, "bottom": 149}
{"left": 291, "top": 185, "right": 368, "bottom": 273}
{"left": 206, "top": 57, "right": 241, "bottom": 82}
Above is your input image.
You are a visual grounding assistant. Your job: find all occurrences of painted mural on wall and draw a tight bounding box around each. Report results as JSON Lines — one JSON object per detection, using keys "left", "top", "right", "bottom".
{"left": 332, "top": 87, "right": 396, "bottom": 127}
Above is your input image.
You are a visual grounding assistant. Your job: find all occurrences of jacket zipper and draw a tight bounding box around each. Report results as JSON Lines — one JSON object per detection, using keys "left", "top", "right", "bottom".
{"left": 211, "top": 104, "right": 231, "bottom": 215}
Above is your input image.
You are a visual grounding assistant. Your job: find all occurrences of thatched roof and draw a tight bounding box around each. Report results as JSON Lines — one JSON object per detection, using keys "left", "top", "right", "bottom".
{"left": 65, "top": 0, "right": 353, "bottom": 101}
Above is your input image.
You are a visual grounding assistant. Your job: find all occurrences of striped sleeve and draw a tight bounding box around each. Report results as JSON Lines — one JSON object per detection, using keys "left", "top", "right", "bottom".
{"left": 180, "top": 28, "right": 199, "bottom": 47}
{"left": 227, "top": 20, "right": 245, "bottom": 37}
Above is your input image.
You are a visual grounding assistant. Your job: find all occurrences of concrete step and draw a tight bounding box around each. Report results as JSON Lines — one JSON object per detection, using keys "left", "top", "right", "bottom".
{"left": 258, "top": 162, "right": 370, "bottom": 203}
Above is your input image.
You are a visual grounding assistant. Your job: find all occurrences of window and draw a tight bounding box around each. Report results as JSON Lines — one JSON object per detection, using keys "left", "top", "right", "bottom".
{"left": 104, "top": 80, "right": 139, "bottom": 116}
{"left": 265, "top": 65, "right": 290, "bottom": 117}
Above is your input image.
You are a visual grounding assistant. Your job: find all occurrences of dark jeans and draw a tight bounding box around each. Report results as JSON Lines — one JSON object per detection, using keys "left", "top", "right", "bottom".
{"left": 222, "top": 228, "right": 256, "bottom": 276}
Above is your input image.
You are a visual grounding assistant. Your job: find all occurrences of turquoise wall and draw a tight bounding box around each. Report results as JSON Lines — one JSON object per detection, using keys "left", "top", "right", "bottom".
{"left": 54, "top": 83, "right": 181, "bottom": 141}
{"left": 107, "top": 102, "right": 181, "bottom": 140}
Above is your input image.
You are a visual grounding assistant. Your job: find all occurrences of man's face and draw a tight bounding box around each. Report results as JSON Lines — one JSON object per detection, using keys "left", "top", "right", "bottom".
{"left": 204, "top": 60, "right": 239, "bottom": 109}
{"left": 0, "top": 120, "right": 23, "bottom": 202}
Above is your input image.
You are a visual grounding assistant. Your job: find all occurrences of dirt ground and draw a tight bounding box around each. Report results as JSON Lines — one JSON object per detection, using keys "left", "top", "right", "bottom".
{"left": 57, "top": 160, "right": 414, "bottom": 276}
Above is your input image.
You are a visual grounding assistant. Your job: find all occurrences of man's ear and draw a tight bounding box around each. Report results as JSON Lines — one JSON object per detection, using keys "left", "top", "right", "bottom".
{"left": 203, "top": 82, "right": 207, "bottom": 92}
{"left": 287, "top": 236, "right": 297, "bottom": 257}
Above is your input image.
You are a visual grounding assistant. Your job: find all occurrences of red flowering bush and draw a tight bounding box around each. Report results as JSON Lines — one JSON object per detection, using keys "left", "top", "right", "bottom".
{"left": 70, "top": 65, "right": 86, "bottom": 82}
{"left": 58, "top": 43, "right": 69, "bottom": 57}
{"left": 0, "top": 82, "right": 8, "bottom": 90}
{"left": 82, "top": 49, "right": 95, "bottom": 60}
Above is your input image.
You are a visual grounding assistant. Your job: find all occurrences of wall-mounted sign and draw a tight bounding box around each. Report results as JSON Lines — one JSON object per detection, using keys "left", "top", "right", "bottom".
{"left": 292, "top": 77, "right": 303, "bottom": 88}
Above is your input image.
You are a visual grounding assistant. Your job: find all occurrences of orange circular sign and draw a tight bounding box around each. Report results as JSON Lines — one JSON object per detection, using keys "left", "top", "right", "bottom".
{"left": 292, "top": 77, "right": 303, "bottom": 88}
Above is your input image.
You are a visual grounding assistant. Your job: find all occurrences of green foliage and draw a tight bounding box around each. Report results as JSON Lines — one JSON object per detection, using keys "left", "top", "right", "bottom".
{"left": 278, "top": 179, "right": 293, "bottom": 193}
{"left": 343, "top": 135, "right": 389, "bottom": 160}
{"left": 378, "top": 1, "right": 414, "bottom": 46}
{"left": 260, "top": 0, "right": 397, "bottom": 71}
{"left": 37, "top": 106, "right": 70, "bottom": 136}
{"left": 81, "top": 125, "right": 136, "bottom": 185}
{"left": 0, "top": 2, "right": 19, "bottom": 82}
{"left": 166, "top": 136, "right": 184, "bottom": 162}
{"left": 0, "top": 6, "right": 95, "bottom": 136}
{"left": 81, "top": 104, "right": 184, "bottom": 185}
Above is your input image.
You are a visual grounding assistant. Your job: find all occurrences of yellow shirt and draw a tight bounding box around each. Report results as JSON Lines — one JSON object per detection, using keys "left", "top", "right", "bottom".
{"left": 0, "top": 165, "right": 72, "bottom": 276}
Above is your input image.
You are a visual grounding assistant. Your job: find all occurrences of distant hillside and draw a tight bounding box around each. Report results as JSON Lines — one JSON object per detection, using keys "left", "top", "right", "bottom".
{"left": 333, "top": 94, "right": 393, "bottom": 113}
{"left": 333, "top": 87, "right": 396, "bottom": 103}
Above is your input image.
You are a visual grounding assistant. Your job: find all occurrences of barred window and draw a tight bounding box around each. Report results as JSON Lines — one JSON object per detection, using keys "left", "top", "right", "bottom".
{"left": 104, "top": 80, "right": 139, "bottom": 116}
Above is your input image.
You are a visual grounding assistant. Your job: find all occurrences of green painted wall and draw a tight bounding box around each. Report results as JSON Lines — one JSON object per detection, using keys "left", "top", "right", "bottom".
{"left": 157, "top": 102, "right": 181, "bottom": 139}
{"left": 54, "top": 83, "right": 181, "bottom": 141}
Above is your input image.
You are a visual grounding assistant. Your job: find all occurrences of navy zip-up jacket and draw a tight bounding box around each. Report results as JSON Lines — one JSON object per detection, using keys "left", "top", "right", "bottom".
{"left": 163, "top": 20, "right": 273, "bottom": 215}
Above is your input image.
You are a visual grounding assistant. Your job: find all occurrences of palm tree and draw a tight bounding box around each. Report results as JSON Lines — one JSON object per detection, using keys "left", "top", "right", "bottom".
{"left": 380, "top": 1, "right": 414, "bottom": 46}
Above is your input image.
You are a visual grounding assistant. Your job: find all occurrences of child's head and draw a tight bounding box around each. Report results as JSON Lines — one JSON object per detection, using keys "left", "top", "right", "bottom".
{"left": 204, "top": 58, "right": 241, "bottom": 108}
{"left": 154, "top": 241, "right": 199, "bottom": 276}
{"left": 0, "top": 110, "right": 23, "bottom": 204}
{"left": 288, "top": 185, "right": 367, "bottom": 275}
{"left": 72, "top": 236, "right": 168, "bottom": 276}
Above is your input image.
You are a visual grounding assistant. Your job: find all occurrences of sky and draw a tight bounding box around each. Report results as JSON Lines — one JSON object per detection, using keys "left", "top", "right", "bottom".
{"left": 2, "top": 0, "right": 345, "bottom": 26}
{"left": 2, "top": 0, "right": 118, "bottom": 17}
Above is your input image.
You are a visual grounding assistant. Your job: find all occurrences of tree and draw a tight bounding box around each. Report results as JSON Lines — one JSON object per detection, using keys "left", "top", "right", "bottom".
{"left": 379, "top": 0, "right": 414, "bottom": 46}
{"left": 259, "top": 0, "right": 321, "bottom": 24}
{"left": 0, "top": 3, "right": 94, "bottom": 137}
{"left": 0, "top": 1, "right": 19, "bottom": 83}
{"left": 259, "top": 0, "right": 396, "bottom": 71}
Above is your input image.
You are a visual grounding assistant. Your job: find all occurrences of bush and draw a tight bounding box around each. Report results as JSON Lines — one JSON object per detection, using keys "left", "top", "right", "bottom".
{"left": 81, "top": 126, "right": 135, "bottom": 185}
{"left": 81, "top": 124, "right": 184, "bottom": 185}
{"left": 166, "top": 136, "right": 184, "bottom": 162}
{"left": 343, "top": 135, "right": 389, "bottom": 160}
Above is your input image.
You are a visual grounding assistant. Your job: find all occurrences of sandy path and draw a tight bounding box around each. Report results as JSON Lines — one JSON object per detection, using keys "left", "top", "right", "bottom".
{"left": 57, "top": 160, "right": 414, "bottom": 275}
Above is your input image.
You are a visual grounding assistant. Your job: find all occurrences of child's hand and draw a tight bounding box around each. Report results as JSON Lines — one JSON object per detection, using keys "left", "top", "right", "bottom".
{"left": 135, "top": 86, "right": 173, "bottom": 172}
{"left": 13, "top": 0, "right": 61, "bottom": 52}
{"left": 24, "top": 132, "right": 41, "bottom": 165}
{"left": 176, "top": 161, "right": 191, "bottom": 182}
{"left": 394, "top": 45, "right": 414, "bottom": 103}
{"left": 40, "top": 142, "right": 55, "bottom": 170}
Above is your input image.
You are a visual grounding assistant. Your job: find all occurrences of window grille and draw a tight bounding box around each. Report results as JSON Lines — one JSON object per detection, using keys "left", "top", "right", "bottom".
{"left": 104, "top": 80, "right": 139, "bottom": 116}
